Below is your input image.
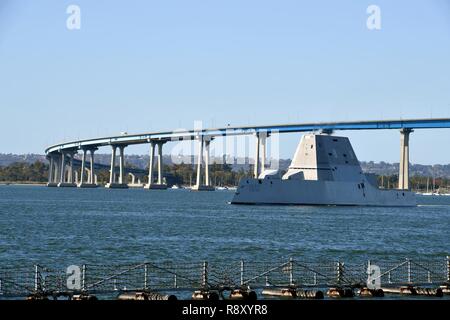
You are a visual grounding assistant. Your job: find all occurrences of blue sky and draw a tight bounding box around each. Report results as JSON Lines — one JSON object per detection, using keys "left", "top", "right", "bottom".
{"left": 0, "top": 0, "right": 449, "bottom": 164}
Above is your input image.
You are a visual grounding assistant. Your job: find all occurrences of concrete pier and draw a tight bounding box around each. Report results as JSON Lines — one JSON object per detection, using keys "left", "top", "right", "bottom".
{"left": 399, "top": 128, "right": 412, "bottom": 190}
{"left": 254, "top": 133, "right": 260, "bottom": 178}
{"left": 192, "top": 136, "right": 214, "bottom": 191}
{"left": 58, "top": 151, "right": 77, "bottom": 187}
{"left": 128, "top": 173, "right": 144, "bottom": 188}
{"left": 78, "top": 148, "right": 98, "bottom": 188}
{"left": 253, "top": 132, "right": 268, "bottom": 179}
{"left": 105, "top": 145, "right": 128, "bottom": 189}
{"left": 47, "top": 153, "right": 58, "bottom": 187}
{"left": 145, "top": 141, "right": 167, "bottom": 189}
{"left": 260, "top": 132, "right": 267, "bottom": 173}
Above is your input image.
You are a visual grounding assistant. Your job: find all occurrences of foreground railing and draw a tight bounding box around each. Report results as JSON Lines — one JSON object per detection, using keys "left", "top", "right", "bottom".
{"left": 1, "top": 257, "right": 449, "bottom": 299}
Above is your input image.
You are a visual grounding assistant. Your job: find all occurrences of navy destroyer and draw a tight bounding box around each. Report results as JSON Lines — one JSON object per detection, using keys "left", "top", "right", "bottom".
{"left": 231, "top": 133, "right": 416, "bottom": 206}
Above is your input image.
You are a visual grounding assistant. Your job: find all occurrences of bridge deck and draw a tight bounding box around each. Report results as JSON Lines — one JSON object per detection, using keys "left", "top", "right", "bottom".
{"left": 45, "top": 118, "right": 450, "bottom": 154}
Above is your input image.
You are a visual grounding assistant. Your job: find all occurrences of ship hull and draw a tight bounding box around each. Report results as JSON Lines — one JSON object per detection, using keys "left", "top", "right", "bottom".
{"left": 231, "top": 178, "right": 417, "bottom": 207}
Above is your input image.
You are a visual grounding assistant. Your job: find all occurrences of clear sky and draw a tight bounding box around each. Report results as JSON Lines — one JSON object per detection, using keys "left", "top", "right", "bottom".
{"left": 0, "top": 0, "right": 449, "bottom": 164}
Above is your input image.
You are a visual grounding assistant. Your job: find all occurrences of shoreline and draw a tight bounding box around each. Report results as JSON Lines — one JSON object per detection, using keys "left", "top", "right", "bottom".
{"left": 0, "top": 182, "right": 47, "bottom": 186}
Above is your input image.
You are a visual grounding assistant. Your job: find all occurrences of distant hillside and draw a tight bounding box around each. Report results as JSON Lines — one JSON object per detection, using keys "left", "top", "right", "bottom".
{"left": 0, "top": 154, "right": 47, "bottom": 166}
{"left": 1, "top": 154, "right": 450, "bottom": 178}
{"left": 359, "top": 161, "right": 450, "bottom": 178}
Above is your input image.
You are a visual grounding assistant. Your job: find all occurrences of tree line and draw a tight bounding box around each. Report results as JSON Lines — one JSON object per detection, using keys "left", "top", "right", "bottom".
{"left": 0, "top": 161, "right": 49, "bottom": 183}
{"left": 0, "top": 161, "right": 253, "bottom": 186}
{"left": 1, "top": 161, "right": 449, "bottom": 192}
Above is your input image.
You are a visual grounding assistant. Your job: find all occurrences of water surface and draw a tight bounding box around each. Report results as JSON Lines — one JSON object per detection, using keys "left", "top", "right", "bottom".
{"left": 1, "top": 185, "right": 449, "bottom": 269}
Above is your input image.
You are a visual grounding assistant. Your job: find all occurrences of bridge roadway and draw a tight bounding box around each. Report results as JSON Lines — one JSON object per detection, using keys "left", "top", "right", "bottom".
{"left": 44, "top": 118, "right": 450, "bottom": 190}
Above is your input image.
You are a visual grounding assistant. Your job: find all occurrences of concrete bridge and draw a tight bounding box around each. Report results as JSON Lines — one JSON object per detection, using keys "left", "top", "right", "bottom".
{"left": 44, "top": 118, "right": 450, "bottom": 190}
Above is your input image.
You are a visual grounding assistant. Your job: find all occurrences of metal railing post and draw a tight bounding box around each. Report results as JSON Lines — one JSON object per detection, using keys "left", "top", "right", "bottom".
{"left": 13, "top": 257, "right": 450, "bottom": 297}
{"left": 447, "top": 256, "right": 450, "bottom": 283}
{"left": 34, "top": 265, "right": 39, "bottom": 292}
{"left": 240, "top": 260, "right": 245, "bottom": 286}
{"left": 202, "top": 261, "right": 208, "bottom": 288}
{"left": 289, "top": 258, "right": 294, "bottom": 286}
{"left": 407, "top": 259, "right": 411, "bottom": 283}
{"left": 144, "top": 263, "right": 148, "bottom": 290}
{"left": 337, "top": 261, "right": 344, "bottom": 285}
{"left": 82, "top": 265, "right": 86, "bottom": 291}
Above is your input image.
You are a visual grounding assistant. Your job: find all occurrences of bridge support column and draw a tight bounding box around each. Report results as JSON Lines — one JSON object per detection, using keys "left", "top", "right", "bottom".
{"left": 128, "top": 173, "right": 144, "bottom": 188}
{"left": 58, "top": 152, "right": 66, "bottom": 186}
{"left": 68, "top": 153, "right": 75, "bottom": 184}
{"left": 80, "top": 149, "right": 87, "bottom": 185}
{"left": 130, "top": 173, "right": 136, "bottom": 185}
{"left": 119, "top": 146, "right": 125, "bottom": 184}
{"left": 254, "top": 133, "right": 260, "bottom": 178}
{"left": 253, "top": 132, "right": 269, "bottom": 179}
{"left": 195, "top": 137, "right": 203, "bottom": 188}
{"left": 90, "top": 149, "right": 96, "bottom": 185}
{"left": 111, "top": 146, "right": 117, "bottom": 184}
{"left": 205, "top": 139, "right": 210, "bottom": 187}
{"left": 106, "top": 145, "right": 128, "bottom": 189}
{"left": 145, "top": 141, "right": 155, "bottom": 188}
{"left": 145, "top": 141, "right": 167, "bottom": 189}
{"left": 157, "top": 142, "right": 164, "bottom": 185}
{"left": 105, "top": 145, "right": 117, "bottom": 188}
{"left": 46, "top": 155, "right": 58, "bottom": 187}
{"left": 57, "top": 152, "right": 67, "bottom": 187}
{"left": 48, "top": 156, "right": 54, "bottom": 183}
{"left": 57, "top": 151, "right": 77, "bottom": 187}
{"left": 52, "top": 156, "right": 57, "bottom": 184}
{"left": 79, "top": 149, "right": 98, "bottom": 188}
{"left": 53, "top": 154, "right": 60, "bottom": 184}
{"left": 260, "top": 132, "right": 267, "bottom": 173}
{"left": 399, "top": 129, "right": 413, "bottom": 190}
{"left": 192, "top": 137, "right": 214, "bottom": 191}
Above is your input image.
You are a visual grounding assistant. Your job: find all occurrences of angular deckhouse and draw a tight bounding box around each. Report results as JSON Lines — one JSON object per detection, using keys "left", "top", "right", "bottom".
{"left": 231, "top": 133, "right": 417, "bottom": 206}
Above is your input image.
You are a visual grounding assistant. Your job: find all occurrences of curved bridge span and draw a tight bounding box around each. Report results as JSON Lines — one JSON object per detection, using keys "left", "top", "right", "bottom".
{"left": 44, "top": 118, "right": 450, "bottom": 190}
